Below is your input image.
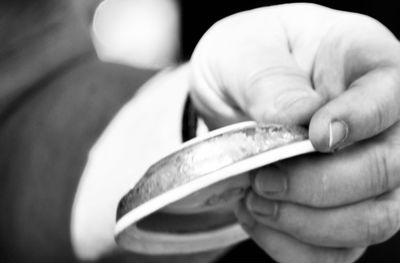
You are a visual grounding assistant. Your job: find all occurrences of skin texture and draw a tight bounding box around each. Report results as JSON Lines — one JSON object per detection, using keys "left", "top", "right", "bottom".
{"left": 191, "top": 3, "right": 400, "bottom": 263}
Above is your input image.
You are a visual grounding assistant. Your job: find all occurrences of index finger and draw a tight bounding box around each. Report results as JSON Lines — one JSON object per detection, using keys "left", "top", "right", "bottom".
{"left": 251, "top": 123, "right": 400, "bottom": 208}
{"left": 308, "top": 13, "right": 400, "bottom": 151}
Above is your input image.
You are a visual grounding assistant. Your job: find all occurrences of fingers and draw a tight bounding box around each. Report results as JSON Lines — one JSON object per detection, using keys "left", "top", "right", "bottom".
{"left": 310, "top": 67, "right": 400, "bottom": 152}
{"left": 245, "top": 188, "right": 400, "bottom": 248}
{"left": 191, "top": 3, "right": 400, "bottom": 144}
{"left": 252, "top": 124, "right": 400, "bottom": 207}
{"left": 190, "top": 8, "right": 324, "bottom": 128}
{"left": 238, "top": 55, "right": 324, "bottom": 126}
{"left": 309, "top": 14, "right": 400, "bottom": 152}
{"left": 235, "top": 201, "right": 366, "bottom": 263}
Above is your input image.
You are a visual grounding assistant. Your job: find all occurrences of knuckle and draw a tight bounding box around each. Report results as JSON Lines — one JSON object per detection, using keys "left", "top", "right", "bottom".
{"left": 307, "top": 172, "right": 331, "bottom": 207}
{"left": 308, "top": 188, "right": 327, "bottom": 208}
{"left": 368, "top": 68, "right": 400, "bottom": 133}
{"left": 363, "top": 95, "right": 388, "bottom": 137}
{"left": 369, "top": 148, "right": 391, "bottom": 195}
{"left": 373, "top": 100, "right": 387, "bottom": 134}
{"left": 244, "top": 66, "right": 307, "bottom": 103}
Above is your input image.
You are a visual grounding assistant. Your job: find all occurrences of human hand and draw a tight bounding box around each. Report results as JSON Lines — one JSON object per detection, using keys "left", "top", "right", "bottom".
{"left": 190, "top": 3, "right": 400, "bottom": 262}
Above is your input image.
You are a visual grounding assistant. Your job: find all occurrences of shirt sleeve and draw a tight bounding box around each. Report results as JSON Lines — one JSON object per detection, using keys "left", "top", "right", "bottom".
{"left": 71, "top": 65, "right": 190, "bottom": 260}
{"left": 0, "top": 57, "right": 155, "bottom": 262}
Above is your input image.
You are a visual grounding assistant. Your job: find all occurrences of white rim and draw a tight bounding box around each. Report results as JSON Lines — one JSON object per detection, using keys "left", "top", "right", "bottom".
{"left": 168, "top": 121, "right": 257, "bottom": 152}
{"left": 117, "top": 223, "right": 249, "bottom": 254}
{"left": 115, "top": 140, "right": 315, "bottom": 237}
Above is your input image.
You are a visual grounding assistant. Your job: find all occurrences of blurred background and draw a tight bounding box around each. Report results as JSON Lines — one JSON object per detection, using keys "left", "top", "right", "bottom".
{"left": 92, "top": 0, "right": 180, "bottom": 69}
{"left": 90, "top": 0, "right": 400, "bottom": 70}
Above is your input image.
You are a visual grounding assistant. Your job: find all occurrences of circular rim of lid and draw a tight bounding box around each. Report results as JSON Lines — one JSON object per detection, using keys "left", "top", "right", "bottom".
{"left": 116, "top": 221, "right": 248, "bottom": 254}
{"left": 115, "top": 122, "right": 315, "bottom": 254}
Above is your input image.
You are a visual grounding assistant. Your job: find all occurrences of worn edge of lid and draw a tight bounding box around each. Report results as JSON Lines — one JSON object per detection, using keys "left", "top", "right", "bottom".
{"left": 115, "top": 140, "right": 315, "bottom": 237}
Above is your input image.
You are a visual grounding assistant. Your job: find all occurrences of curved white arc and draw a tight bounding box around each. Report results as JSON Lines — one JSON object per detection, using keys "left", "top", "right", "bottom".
{"left": 115, "top": 140, "right": 315, "bottom": 237}
{"left": 71, "top": 66, "right": 190, "bottom": 260}
{"left": 117, "top": 223, "right": 248, "bottom": 254}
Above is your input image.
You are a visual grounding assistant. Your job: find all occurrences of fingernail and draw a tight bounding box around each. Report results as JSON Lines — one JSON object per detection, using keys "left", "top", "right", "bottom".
{"left": 254, "top": 171, "right": 287, "bottom": 196}
{"left": 328, "top": 120, "right": 348, "bottom": 150}
{"left": 246, "top": 193, "right": 278, "bottom": 218}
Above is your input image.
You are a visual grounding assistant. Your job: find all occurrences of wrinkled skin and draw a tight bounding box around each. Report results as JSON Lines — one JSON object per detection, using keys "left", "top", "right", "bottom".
{"left": 191, "top": 3, "right": 400, "bottom": 263}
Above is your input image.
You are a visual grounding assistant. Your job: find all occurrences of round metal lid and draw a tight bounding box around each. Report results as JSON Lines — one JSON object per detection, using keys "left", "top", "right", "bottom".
{"left": 115, "top": 121, "right": 315, "bottom": 254}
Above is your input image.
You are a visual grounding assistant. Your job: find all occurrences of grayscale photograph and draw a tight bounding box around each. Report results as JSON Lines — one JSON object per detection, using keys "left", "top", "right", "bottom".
{"left": 1, "top": 1, "right": 399, "bottom": 262}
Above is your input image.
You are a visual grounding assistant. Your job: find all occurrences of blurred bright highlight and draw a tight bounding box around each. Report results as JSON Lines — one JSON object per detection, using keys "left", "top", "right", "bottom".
{"left": 92, "top": 0, "right": 179, "bottom": 69}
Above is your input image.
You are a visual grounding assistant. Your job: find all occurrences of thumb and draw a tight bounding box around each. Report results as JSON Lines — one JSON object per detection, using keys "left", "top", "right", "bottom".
{"left": 238, "top": 58, "right": 324, "bottom": 125}
{"left": 190, "top": 9, "right": 324, "bottom": 129}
